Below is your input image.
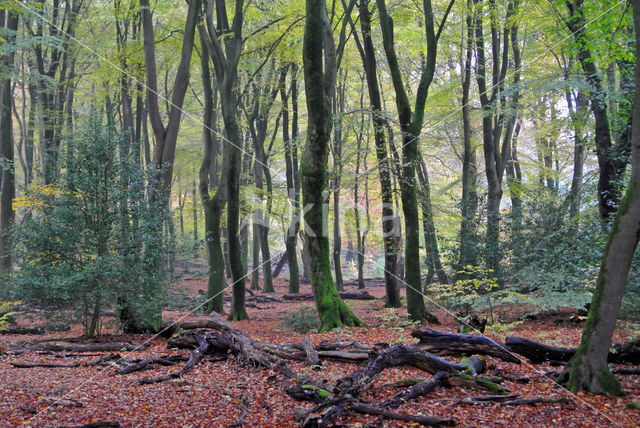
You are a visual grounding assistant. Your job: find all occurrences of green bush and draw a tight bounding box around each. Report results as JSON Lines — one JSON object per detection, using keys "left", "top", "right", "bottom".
{"left": 10, "top": 116, "right": 169, "bottom": 336}
{"left": 281, "top": 305, "right": 319, "bottom": 334}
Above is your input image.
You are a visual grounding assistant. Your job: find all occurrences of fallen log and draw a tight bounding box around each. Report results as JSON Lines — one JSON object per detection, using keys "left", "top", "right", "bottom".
{"left": 110, "top": 355, "right": 190, "bottom": 375}
{"left": 335, "top": 344, "right": 467, "bottom": 396}
{"left": 412, "top": 328, "right": 520, "bottom": 364}
{"left": 283, "top": 290, "right": 376, "bottom": 302}
{"left": 0, "top": 326, "right": 45, "bottom": 335}
{"left": 8, "top": 342, "right": 146, "bottom": 354}
{"left": 381, "top": 372, "right": 447, "bottom": 408}
{"left": 302, "top": 337, "right": 319, "bottom": 366}
{"left": 12, "top": 353, "right": 119, "bottom": 368}
{"left": 300, "top": 395, "right": 455, "bottom": 427}
{"left": 137, "top": 330, "right": 210, "bottom": 385}
{"left": 505, "top": 336, "right": 640, "bottom": 364}
{"left": 350, "top": 402, "right": 455, "bottom": 426}
{"left": 504, "top": 337, "right": 575, "bottom": 363}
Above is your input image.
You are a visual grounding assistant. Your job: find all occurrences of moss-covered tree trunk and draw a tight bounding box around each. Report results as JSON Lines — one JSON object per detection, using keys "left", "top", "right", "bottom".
{"left": 566, "top": 0, "right": 640, "bottom": 395}
{"left": 376, "top": 0, "right": 446, "bottom": 321}
{"left": 302, "top": 0, "right": 362, "bottom": 332}
{"left": 197, "top": 26, "right": 228, "bottom": 314}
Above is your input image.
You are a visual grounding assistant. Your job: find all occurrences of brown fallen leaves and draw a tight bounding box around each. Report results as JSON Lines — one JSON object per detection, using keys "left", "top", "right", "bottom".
{"left": 0, "top": 277, "right": 638, "bottom": 427}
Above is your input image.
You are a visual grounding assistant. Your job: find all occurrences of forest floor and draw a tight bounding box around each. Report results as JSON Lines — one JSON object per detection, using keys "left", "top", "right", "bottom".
{"left": 1, "top": 275, "right": 639, "bottom": 427}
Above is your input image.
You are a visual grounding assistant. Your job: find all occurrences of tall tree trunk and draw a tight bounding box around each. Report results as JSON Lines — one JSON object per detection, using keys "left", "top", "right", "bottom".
{"left": 193, "top": 180, "right": 198, "bottom": 255}
{"left": 280, "top": 65, "right": 301, "bottom": 293}
{"left": 458, "top": 0, "right": 478, "bottom": 273}
{"left": 566, "top": 0, "right": 626, "bottom": 219}
{"left": 472, "top": 0, "right": 517, "bottom": 281}
{"left": 302, "top": 0, "right": 362, "bottom": 331}
{"left": 417, "top": 158, "right": 449, "bottom": 286}
{"left": 332, "top": 76, "right": 346, "bottom": 291}
{"left": 350, "top": 0, "right": 401, "bottom": 307}
{"left": 197, "top": 28, "right": 227, "bottom": 313}
{"left": 0, "top": 9, "right": 19, "bottom": 274}
{"left": 565, "top": 0, "right": 640, "bottom": 394}
{"left": 375, "top": 0, "right": 448, "bottom": 321}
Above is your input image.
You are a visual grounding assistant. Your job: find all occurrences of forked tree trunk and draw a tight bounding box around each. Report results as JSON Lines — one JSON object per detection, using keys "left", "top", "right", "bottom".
{"left": 566, "top": 0, "right": 640, "bottom": 395}
{"left": 376, "top": 0, "right": 447, "bottom": 321}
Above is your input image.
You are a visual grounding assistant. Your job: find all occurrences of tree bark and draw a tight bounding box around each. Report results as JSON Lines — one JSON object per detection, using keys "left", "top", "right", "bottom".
{"left": 458, "top": 0, "right": 479, "bottom": 273}
{"left": 376, "top": 0, "right": 445, "bottom": 321}
{"left": 0, "top": 9, "right": 19, "bottom": 274}
{"left": 565, "top": 0, "right": 626, "bottom": 219}
{"left": 302, "top": 0, "right": 362, "bottom": 331}
{"left": 566, "top": 2, "right": 640, "bottom": 392}
{"left": 350, "top": 0, "right": 401, "bottom": 307}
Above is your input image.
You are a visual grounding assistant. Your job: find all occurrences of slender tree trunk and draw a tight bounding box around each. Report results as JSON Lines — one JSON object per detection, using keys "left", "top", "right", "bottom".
{"left": 280, "top": 65, "right": 301, "bottom": 293}
{"left": 193, "top": 180, "right": 198, "bottom": 254}
{"left": 417, "top": 158, "right": 449, "bottom": 286}
{"left": 198, "top": 26, "right": 227, "bottom": 313}
{"left": 566, "top": 1, "right": 640, "bottom": 394}
{"left": 566, "top": 0, "right": 624, "bottom": 219}
{"left": 332, "top": 75, "right": 346, "bottom": 290}
{"left": 458, "top": 0, "right": 478, "bottom": 273}
{"left": 351, "top": 0, "right": 400, "bottom": 307}
{"left": 376, "top": 0, "right": 446, "bottom": 321}
{"left": 0, "top": 9, "right": 19, "bottom": 274}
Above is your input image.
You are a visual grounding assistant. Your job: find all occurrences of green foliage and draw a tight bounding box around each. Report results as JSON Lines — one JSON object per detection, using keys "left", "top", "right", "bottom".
{"left": 0, "top": 301, "right": 20, "bottom": 331}
{"left": 10, "top": 116, "right": 169, "bottom": 335}
{"left": 280, "top": 305, "right": 319, "bottom": 333}
{"left": 431, "top": 265, "right": 505, "bottom": 319}
{"left": 504, "top": 188, "right": 603, "bottom": 312}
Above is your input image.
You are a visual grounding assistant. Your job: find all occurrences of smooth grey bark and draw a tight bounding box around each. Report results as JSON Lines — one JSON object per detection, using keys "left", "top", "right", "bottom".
{"left": 565, "top": 0, "right": 628, "bottom": 219}
{"left": 200, "top": 0, "right": 248, "bottom": 320}
{"left": 141, "top": 0, "right": 201, "bottom": 196}
{"left": 197, "top": 27, "right": 227, "bottom": 313}
{"left": 471, "top": 0, "right": 518, "bottom": 281}
{"left": 332, "top": 74, "right": 346, "bottom": 291}
{"left": 280, "top": 64, "right": 301, "bottom": 293}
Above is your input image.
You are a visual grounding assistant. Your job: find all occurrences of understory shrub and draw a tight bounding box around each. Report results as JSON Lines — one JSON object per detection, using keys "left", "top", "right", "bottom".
{"left": 10, "top": 116, "right": 169, "bottom": 336}
{"left": 281, "top": 305, "right": 319, "bottom": 333}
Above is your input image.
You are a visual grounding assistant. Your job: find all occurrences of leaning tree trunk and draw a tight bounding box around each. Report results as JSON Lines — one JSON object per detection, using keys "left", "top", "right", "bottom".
{"left": 302, "top": 0, "right": 362, "bottom": 331}
{"left": 566, "top": 0, "right": 640, "bottom": 395}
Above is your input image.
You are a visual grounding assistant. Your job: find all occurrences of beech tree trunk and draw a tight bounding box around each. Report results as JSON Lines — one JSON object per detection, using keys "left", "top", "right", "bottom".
{"left": 302, "top": 0, "right": 362, "bottom": 331}
{"left": 566, "top": 0, "right": 628, "bottom": 219}
{"left": 350, "top": 0, "right": 401, "bottom": 307}
{"left": 457, "top": 0, "right": 479, "bottom": 273}
{"left": 0, "top": 9, "right": 19, "bottom": 274}
{"left": 375, "top": 0, "right": 447, "bottom": 321}
{"left": 280, "top": 65, "right": 301, "bottom": 293}
{"left": 566, "top": 0, "right": 640, "bottom": 395}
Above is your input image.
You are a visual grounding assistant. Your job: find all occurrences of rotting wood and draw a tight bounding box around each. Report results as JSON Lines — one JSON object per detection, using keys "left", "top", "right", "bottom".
{"left": 412, "top": 328, "right": 520, "bottom": 363}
